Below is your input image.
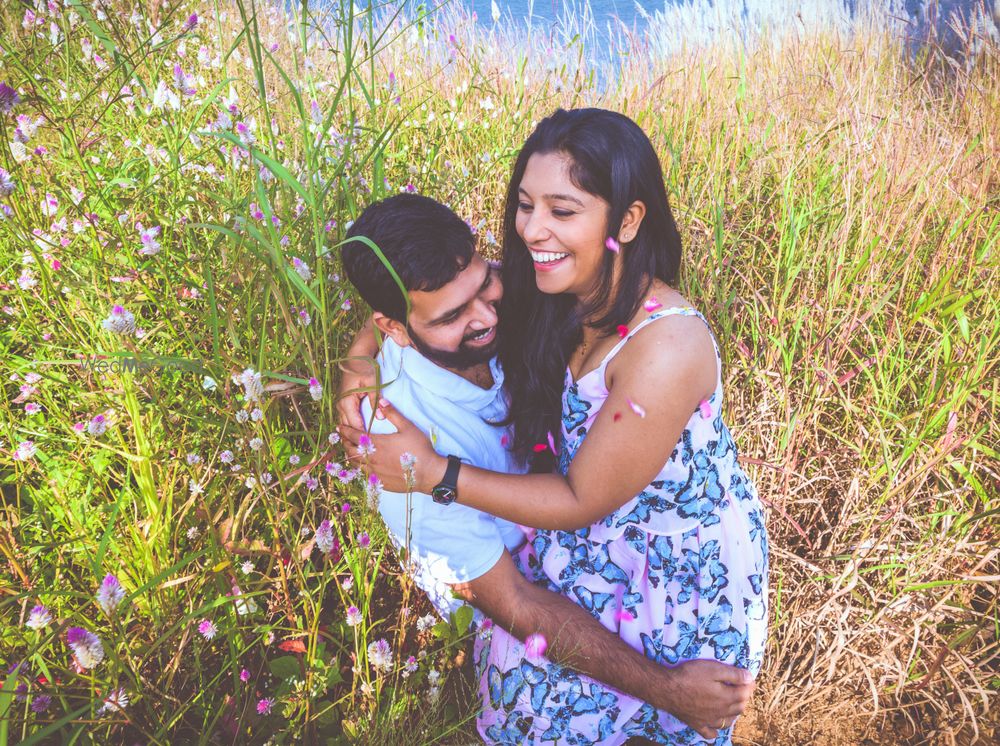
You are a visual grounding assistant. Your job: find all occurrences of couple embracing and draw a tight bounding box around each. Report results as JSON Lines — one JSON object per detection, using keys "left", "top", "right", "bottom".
{"left": 336, "top": 108, "right": 768, "bottom": 745}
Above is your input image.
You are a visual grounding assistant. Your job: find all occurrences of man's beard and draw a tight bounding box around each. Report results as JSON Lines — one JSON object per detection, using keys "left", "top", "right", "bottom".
{"left": 406, "top": 325, "right": 498, "bottom": 371}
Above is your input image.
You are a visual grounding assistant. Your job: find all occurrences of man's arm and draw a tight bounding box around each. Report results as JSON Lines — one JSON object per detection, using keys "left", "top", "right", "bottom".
{"left": 453, "top": 551, "right": 753, "bottom": 740}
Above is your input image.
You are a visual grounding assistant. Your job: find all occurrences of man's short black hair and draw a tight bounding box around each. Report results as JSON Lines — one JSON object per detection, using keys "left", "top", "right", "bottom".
{"left": 341, "top": 194, "right": 475, "bottom": 322}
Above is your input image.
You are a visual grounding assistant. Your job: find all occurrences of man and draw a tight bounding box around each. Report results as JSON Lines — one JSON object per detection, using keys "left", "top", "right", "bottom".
{"left": 337, "top": 193, "right": 751, "bottom": 742}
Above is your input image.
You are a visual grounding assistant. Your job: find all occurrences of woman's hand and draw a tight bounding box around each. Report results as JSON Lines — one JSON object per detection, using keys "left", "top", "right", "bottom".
{"left": 338, "top": 400, "right": 446, "bottom": 494}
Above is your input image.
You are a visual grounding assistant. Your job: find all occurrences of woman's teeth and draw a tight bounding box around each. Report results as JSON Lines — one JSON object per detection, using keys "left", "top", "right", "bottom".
{"left": 530, "top": 250, "right": 569, "bottom": 264}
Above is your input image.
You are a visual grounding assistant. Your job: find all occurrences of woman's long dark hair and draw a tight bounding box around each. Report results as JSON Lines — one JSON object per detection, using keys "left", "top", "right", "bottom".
{"left": 497, "top": 108, "right": 683, "bottom": 471}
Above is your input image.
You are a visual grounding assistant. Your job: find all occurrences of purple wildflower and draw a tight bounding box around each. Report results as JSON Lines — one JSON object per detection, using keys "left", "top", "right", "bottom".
{"left": 95, "top": 574, "right": 126, "bottom": 615}
{"left": 308, "top": 377, "right": 322, "bottom": 401}
{"left": 0, "top": 83, "right": 19, "bottom": 114}
{"left": 181, "top": 13, "right": 199, "bottom": 32}
{"left": 26, "top": 604, "right": 52, "bottom": 630}
{"left": 256, "top": 697, "right": 274, "bottom": 715}
{"left": 0, "top": 168, "right": 14, "bottom": 197}
{"left": 87, "top": 414, "right": 107, "bottom": 436}
{"left": 197, "top": 619, "right": 217, "bottom": 640}
{"left": 367, "top": 638, "right": 392, "bottom": 671}
{"left": 66, "top": 627, "right": 104, "bottom": 669}
{"left": 357, "top": 531, "right": 371, "bottom": 549}
{"left": 30, "top": 694, "right": 51, "bottom": 713}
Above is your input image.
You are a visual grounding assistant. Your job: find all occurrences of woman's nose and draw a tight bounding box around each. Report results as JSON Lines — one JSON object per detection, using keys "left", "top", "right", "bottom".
{"left": 520, "top": 210, "right": 548, "bottom": 244}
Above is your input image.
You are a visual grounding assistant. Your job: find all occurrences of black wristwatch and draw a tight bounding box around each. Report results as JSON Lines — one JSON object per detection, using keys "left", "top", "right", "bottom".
{"left": 431, "top": 455, "right": 462, "bottom": 505}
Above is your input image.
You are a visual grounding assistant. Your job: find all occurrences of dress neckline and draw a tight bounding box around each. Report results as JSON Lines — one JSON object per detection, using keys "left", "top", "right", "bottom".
{"left": 566, "top": 306, "right": 699, "bottom": 387}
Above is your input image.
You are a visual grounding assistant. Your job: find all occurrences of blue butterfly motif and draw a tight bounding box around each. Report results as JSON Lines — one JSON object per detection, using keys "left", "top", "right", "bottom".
{"left": 713, "top": 425, "right": 738, "bottom": 461}
{"left": 729, "top": 471, "right": 755, "bottom": 502}
{"left": 744, "top": 593, "right": 766, "bottom": 622}
{"left": 487, "top": 662, "right": 553, "bottom": 714}
{"left": 558, "top": 543, "right": 591, "bottom": 587}
{"left": 674, "top": 550, "right": 702, "bottom": 604}
{"left": 640, "top": 628, "right": 663, "bottom": 661}
{"left": 532, "top": 532, "right": 553, "bottom": 564}
{"left": 484, "top": 711, "right": 534, "bottom": 743}
{"left": 675, "top": 465, "right": 722, "bottom": 526}
{"left": 704, "top": 596, "right": 744, "bottom": 662}
{"left": 557, "top": 531, "right": 578, "bottom": 551}
{"left": 592, "top": 544, "right": 629, "bottom": 585}
{"left": 613, "top": 490, "right": 671, "bottom": 528}
{"left": 748, "top": 572, "right": 764, "bottom": 595}
{"left": 748, "top": 507, "right": 766, "bottom": 544}
{"left": 623, "top": 525, "right": 646, "bottom": 554}
{"left": 574, "top": 586, "right": 616, "bottom": 616}
{"left": 622, "top": 702, "right": 671, "bottom": 741}
{"left": 670, "top": 428, "right": 696, "bottom": 465}
{"left": 562, "top": 384, "right": 592, "bottom": 432}
{"left": 662, "top": 619, "right": 702, "bottom": 664}
{"left": 699, "top": 540, "right": 730, "bottom": 602}
{"left": 646, "top": 534, "right": 677, "bottom": 589}
{"left": 620, "top": 590, "right": 643, "bottom": 617}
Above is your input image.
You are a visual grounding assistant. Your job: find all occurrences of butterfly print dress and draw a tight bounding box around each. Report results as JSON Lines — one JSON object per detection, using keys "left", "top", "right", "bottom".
{"left": 475, "top": 307, "right": 769, "bottom": 745}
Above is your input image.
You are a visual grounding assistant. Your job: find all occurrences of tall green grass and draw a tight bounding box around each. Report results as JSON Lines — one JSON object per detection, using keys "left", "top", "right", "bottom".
{"left": 0, "top": 0, "right": 996, "bottom": 743}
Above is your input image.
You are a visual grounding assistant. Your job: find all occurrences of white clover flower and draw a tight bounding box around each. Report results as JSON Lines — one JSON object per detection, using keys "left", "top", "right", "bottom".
{"left": 248, "top": 437, "right": 263, "bottom": 452}
{"left": 250, "top": 407, "right": 263, "bottom": 422}
{"left": 345, "top": 605, "right": 363, "bottom": 626}
{"left": 416, "top": 614, "right": 436, "bottom": 633}
{"left": 292, "top": 257, "right": 312, "bottom": 281}
{"left": 237, "top": 368, "right": 264, "bottom": 402}
{"left": 188, "top": 479, "right": 203, "bottom": 496}
{"left": 235, "top": 410, "right": 249, "bottom": 424}
{"left": 13, "top": 440, "right": 37, "bottom": 461}
{"left": 367, "top": 638, "right": 392, "bottom": 672}
{"left": 98, "top": 688, "right": 129, "bottom": 715}
{"left": 101, "top": 305, "right": 136, "bottom": 335}
{"left": 220, "top": 450, "right": 234, "bottom": 463}
{"left": 308, "top": 377, "right": 322, "bottom": 401}
{"left": 315, "top": 519, "right": 335, "bottom": 554}
{"left": 186, "top": 453, "right": 201, "bottom": 465}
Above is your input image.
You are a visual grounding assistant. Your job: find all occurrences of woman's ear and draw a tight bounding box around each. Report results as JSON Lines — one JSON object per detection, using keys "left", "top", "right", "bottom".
{"left": 618, "top": 200, "right": 647, "bottom": 243}
{"left": 373, "top": 312, "right": 412, "bottom": 348}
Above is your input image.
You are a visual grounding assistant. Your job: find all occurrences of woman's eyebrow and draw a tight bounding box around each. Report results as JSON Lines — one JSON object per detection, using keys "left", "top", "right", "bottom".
{"left": 517, "top": 186, "right": 584, "bottom": 206}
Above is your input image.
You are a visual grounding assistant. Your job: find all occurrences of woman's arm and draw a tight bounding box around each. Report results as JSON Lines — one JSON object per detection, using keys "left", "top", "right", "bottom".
{"left": 345, "top": 316, "right": 716, "bottom": 531}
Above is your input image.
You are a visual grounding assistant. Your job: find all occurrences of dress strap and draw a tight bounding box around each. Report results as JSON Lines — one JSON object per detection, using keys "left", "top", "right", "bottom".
{"left": 590, "top": 306, "right": 722, "bottom": 391}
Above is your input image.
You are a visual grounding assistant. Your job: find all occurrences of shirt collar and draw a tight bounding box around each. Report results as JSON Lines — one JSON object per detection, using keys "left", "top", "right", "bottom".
{"left": 378, "top": 336, "right": 504, "bottom": 408}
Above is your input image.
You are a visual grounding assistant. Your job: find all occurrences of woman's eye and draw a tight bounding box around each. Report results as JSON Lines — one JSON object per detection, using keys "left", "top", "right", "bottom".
{"left": 552, "top": 209, "right": 575, "bottom": 218}
{"left": 517, "top": 202, "right": 533, "bottom": 212}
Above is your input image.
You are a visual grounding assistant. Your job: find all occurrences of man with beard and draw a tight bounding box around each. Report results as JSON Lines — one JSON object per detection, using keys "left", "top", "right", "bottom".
{"left": 338, "top": 194, "right": 752, "bottom": 741}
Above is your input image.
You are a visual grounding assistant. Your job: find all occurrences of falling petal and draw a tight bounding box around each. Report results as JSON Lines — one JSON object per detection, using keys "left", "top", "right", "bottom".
{"left": 698, "top": 399, "right": 712, "bottom": 419}
{"left": 617, "top": 324, "right": 629, "bottom": 338}
{"left": 525, "top": 633, "right": 547, "bottom": 659}
{"left": 546, "top": 431, "right": 557, "bottom": 455}
{"left": 627, "top": 398, "right": 646, "bottom": 418}
{"left": 604, "top": 236, "right": 620, "bottom": 254}
{"left": 532, "top": 443, "right": 548, "bottom": 453}
{"left": 643, "top": 296, "right": 663, "bottom": 313}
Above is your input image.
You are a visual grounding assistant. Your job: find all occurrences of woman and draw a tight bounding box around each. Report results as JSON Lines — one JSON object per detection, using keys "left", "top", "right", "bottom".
{"left": 341, "top": 108, "right": 768, "bottom": 744}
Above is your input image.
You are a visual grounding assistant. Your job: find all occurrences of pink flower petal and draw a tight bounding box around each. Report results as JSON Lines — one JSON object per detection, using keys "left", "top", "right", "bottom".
{"left": 627, "top": 398, "right": 646, "bottom": 418}
{"left": 604, "top": 237, "right": 620, "bottom": 254}
{"left": 525, "top": 633, "right": 547, "bottom": 659}
{"left": 698, "top": 399, "right": 712, "bottom": 419}
{"left": 546, "top": 431, "right": 557, "bottom": 455}
{"left": 643, "top": 296, "right": 662, "bottom": 313}
{"left": 617, "top": 324, "right": 629, "bottom": 338}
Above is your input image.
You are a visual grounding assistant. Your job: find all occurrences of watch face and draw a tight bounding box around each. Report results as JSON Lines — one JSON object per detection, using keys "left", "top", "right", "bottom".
{"left": 432, "top": 485, "right": 456, "bottom": 504}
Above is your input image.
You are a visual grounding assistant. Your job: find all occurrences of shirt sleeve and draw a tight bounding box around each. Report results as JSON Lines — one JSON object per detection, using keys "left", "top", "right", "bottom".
{"left": 361, "top": 398, "right": 506, "bottom": 586}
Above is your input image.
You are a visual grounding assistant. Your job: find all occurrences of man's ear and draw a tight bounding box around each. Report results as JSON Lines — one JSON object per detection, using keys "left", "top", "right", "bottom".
{"left": 373, "top": 312, "right": 412, "bottom": 348}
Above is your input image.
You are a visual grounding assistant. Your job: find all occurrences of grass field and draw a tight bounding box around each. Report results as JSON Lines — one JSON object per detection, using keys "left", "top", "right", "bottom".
{"left": 0, "top": 1, "right": 997, "bottom": 743}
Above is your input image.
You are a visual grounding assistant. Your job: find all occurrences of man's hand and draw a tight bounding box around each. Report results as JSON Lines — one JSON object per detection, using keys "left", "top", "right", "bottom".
{"left": 337, "top": 317, "right": 380, "bottom": 431}
{"left": 655, "top": 659, "right": 754, "bottom": 739}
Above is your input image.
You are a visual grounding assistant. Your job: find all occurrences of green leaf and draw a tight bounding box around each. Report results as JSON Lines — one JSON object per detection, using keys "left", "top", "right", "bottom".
{"left": 454, "top": 604, "right": 474, "bottom": 633}
{"left": 269, "top": 655, "right": 301, "bottom": 680}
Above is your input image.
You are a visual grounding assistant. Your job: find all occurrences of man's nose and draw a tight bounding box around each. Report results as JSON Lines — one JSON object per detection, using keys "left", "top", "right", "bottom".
{"left": 470, "top": 298, "right": 498, "bottom": 329}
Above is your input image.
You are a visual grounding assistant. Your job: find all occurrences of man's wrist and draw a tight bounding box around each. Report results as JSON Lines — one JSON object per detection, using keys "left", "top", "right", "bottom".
{"left": 423, "top": 453, "right": 449, "bottom": 493}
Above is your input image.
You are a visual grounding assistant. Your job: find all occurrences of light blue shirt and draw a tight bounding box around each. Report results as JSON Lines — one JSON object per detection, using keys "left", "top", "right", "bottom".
{"left": 361, "top": 337, "right": 525, "bottom": 619}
